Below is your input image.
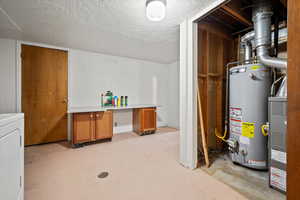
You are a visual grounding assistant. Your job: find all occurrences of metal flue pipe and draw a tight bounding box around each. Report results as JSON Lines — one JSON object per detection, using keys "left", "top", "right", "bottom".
{"left": 244, "top": 43, "right": 252, "bottom": 63}
{"left": 252, "top": 0, "right": 287, "bottom": 69}
{"left": 241, "top": 31, "right": 255, "bottom": 63}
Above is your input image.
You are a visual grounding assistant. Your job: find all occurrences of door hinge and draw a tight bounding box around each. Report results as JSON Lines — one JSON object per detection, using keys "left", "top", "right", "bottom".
{"left": 20, "top": 135, "right": 22, "bottom": 147}
{"left": 20, "top": 176, "right": 22, "bottom": 188}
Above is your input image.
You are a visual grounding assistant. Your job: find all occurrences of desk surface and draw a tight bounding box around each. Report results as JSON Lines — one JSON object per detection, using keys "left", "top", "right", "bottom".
{"left": 68, "top": 104, "right": 158, "bottom": 114}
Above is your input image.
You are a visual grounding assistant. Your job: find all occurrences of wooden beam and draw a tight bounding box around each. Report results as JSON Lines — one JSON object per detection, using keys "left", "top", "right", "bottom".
{"left": 221, "top": 5, "right": 252, "bottom": 26}
{"left": 198, "top": 21, "right": 233, "bottom": 40}
{"left": 287, "top": 0, "right": 300, "bottom": 199}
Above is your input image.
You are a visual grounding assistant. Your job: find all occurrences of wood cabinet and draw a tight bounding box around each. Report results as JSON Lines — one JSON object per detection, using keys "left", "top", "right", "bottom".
{"left": 133, "top": 108, "right": 157, "bottom": 135}
{"left": 95, "top": 111, "right": 113, "bottom": 140}
{"left": 72, "top": 112, "right": 95, "bottom": 144}
{"left": 72, "top": 111, "right": 112, "bottom": 145}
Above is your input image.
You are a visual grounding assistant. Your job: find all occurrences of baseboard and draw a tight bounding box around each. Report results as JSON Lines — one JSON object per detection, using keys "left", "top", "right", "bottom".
{"left": 157, "top": 121, "right": 168, "bottom": 127}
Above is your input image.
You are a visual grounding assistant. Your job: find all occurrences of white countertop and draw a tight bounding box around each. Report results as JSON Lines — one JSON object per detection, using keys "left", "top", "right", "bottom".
{"left": 68, "top": 104, "right": 158, "bottom": 114}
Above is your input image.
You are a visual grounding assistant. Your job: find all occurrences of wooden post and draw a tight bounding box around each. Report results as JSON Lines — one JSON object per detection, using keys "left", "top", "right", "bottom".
{"left": 287, "top": 0, "right": 300, "bottom": 199}
{"left": 197, "top": 87, "right": 210, "bottom": 167}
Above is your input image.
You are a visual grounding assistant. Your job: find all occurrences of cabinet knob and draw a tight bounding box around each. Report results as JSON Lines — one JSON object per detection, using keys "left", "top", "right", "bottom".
{"left": 96, "top": 114, "right": 100, "bottom": 118}
{"left": 90, "top": 114, "right": 93, "bottom": 119}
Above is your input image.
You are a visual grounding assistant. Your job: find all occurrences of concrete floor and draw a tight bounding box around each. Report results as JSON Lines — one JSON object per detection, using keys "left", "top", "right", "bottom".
{"left": 25, "top": 128, "right": 246, "bottom": 200}
{"left": 201, "top": 153, "right": 286, "bottom": 200}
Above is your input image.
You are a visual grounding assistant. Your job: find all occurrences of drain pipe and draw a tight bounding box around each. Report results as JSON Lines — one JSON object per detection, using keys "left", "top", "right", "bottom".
{"left": 252, "top": 0, "right": 287, "bottom": 69}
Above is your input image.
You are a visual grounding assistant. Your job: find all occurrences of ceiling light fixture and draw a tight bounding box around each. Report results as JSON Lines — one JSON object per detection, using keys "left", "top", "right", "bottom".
{"left": 146, "top": 0, "right": 167, "bottom": 22}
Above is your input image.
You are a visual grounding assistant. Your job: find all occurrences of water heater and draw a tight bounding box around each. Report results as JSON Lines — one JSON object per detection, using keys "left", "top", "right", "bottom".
{"left": 228, "top": 63, "right": 271, "bottom": 170}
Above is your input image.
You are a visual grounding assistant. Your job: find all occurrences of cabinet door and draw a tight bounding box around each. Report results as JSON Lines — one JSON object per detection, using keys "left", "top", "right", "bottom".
{"left": 142, "top": 108, "right": 157, "bottom": 131}
{"left": 73, "top": 113, "right": 94, "bottom": 144}
{"left": 95, "top": 111, "right": 113, "bottom": 140}
{"left": 132, "top": 109, "right": 142, "bottom": 133}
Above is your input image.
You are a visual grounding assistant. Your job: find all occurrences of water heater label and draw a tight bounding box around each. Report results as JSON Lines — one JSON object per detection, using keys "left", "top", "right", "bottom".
{"left": 270, "top": 167, "right": 286, "bottom": 192}
{"left": 251, "top": 65, "right": 262, "bottom": 70}
{"left": 241, "top": 122, "right": 255, "bottom": 138}
{"left": 271, "top": 149, "right": 287, "bottom": 164}
{"left": 230, "top": 107, "right": 242, "bottom": 135}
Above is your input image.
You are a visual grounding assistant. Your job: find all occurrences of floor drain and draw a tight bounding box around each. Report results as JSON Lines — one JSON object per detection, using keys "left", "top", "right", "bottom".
{"left": 98, "top": 172, "right": 109, "bottom": 179}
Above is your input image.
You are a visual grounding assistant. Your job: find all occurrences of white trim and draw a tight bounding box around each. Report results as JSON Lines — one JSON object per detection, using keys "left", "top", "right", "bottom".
{"left": 157, "top": 121, "right": 168, "bottom": 127}
{"left": 180, "top": 20, "right": 190, "bottom": 168}
{"left": 179, "top": 0, "right": 227, "bottom": 169}
{"left": 179, "top": 20, "right": 198, "bottom": 169}
{"left": 190, "top": 0, "right": 228, "bottom": 22}
{"left": 15, "top": 40, "right": 20, "bottom": 113}
{"left": 16, "top": 40, "right": 22, "bottom": 113}
{"left": 18, "top": 41, "right": 69, "bottom": 51}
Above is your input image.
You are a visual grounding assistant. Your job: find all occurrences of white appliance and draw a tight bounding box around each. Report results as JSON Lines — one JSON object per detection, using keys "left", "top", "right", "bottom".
{"left": 0, "top": 113, "right": 24, "bottom": 200}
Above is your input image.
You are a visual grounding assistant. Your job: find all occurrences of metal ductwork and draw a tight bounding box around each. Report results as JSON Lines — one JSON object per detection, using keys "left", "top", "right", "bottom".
{"left": 252, "top": 0, "right": 287, "bottom": 69}
{"left": 241, "top": 31, "right": 255, "bottom": 63}
{"left": 244, "top": 44, "right": 252, "bottom": 63}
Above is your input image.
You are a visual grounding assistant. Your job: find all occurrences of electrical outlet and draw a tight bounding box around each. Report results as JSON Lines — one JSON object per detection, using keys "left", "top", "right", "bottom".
{"left": 114, "top": 122, "right": 118, "bottom": 127}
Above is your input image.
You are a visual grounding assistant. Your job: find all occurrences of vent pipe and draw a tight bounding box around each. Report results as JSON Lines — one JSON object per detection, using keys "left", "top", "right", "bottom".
{"left": 244, "top": 43, "right": 252, "bottom": 63}
{"left": 241, "top": 31, "right": 255, "bottom": 63}
{"left": 252, "top": 0, "right": 287, "bottom": 69}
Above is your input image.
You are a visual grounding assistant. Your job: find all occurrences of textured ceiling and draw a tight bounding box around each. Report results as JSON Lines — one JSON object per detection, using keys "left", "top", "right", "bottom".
{"left": 0, "top": 0, "right": 214, "bottom": 63}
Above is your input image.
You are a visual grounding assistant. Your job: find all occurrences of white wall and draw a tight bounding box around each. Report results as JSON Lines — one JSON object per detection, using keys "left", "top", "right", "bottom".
{"left": 0, "top": 38, "right": 180, "bottom": 133}
{"left": 0, "top": 39, "right": 17, "bottom": 113}
{"left": 69, "top": 49, "right": 170, "bottom": 133}
{"left": 167, "top": 61, "right": 180, "bottom": 128}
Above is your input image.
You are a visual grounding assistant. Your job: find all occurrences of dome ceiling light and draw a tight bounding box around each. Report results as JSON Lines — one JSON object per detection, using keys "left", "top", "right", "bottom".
{"left": 146, "top": 0, "right": 167, "bottom": 22}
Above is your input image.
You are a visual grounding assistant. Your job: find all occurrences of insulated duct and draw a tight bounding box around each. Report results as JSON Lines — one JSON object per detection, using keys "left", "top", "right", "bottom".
{"left": 252, "top": 0, "right": 287, "bottom": 69}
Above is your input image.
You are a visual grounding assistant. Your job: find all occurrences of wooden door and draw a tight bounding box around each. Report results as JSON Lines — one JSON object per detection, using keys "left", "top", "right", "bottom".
{"left": 73, "top": 113, "right": 94, "bottom": 144}
{"left": 21, "top": 45, "right": 68, "bottom": 146}
{"left": 95, "top": 111, "right": 113, "bottom": 140}
{"left": 287, "top": 0, "right": 300, "bottom": 198}
{"left": 142, "top": 108, "right": 157, "bottom": 131}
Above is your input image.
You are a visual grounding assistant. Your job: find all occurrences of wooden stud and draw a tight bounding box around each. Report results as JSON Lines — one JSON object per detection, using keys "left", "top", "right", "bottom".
{"left": 221, "top": 5, "right": 252, "bottom": 26}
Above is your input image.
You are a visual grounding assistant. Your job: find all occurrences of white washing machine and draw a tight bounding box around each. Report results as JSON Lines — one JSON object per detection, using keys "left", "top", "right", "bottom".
{"left": 0, "top": 113, "right": 24, "bottom": 200}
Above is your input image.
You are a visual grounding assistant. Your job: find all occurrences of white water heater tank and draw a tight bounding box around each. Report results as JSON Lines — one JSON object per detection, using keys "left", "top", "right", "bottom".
{"left": 229, "top": 63, "right": 271, "bottom": 170}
